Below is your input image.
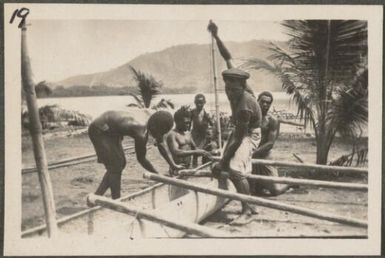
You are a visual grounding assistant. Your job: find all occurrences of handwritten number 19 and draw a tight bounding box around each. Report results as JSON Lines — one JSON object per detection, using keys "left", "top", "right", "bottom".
{"left": 9, "top": 8, "right": 30, "bottom": 28}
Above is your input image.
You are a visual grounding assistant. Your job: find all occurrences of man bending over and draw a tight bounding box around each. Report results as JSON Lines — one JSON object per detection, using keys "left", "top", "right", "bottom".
{"left": 88, "top": 109, "right": 183, "bottom": 200}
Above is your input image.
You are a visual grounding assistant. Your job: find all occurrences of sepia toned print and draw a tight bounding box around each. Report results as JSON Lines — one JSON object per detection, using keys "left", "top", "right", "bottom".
{"left": 3, "top": 3, "right": 383, "bottom": 256}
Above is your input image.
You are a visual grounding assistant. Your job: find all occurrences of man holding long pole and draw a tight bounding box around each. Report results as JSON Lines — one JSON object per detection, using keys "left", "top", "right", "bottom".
{"left": 208, "top": 21, "right": 262, "bottom": 217}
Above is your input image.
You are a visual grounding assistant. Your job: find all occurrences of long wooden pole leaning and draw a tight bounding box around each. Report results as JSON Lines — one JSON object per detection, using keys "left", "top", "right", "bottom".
{"left": 212, "top": 157, "right": 367, "bottom": 174}
{"left": 210, "top": 29, "right": 222, "bottom": 150}
{"left": 21, "top": 22, "right": 58, "bottom": 236}
{"left": 179, "top": 170, "right": 367, "bottom": 191}
{"left": 87, "top": 194, "right": 230, "bottom": 238}
{"left": 143, "top": 173, "right": 367, "bottom": 228}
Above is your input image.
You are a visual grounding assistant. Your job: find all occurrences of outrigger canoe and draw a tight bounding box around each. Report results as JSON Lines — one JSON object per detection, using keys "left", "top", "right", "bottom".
{"left": 22, "top": 171, "right": 235, "bottom": 238}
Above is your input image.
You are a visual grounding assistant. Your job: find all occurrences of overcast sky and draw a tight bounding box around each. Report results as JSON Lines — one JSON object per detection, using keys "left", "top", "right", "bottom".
{"left": 27, "top": 20, "right": 288, "bottom": 82}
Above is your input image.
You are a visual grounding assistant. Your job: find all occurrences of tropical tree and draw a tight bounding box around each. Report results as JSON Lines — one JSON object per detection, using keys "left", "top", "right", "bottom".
{"left": 244, "top": 20, "right": 368, "bottom": 164}
{"left": 35, "top": 80, "right": 52, "bottom": 98}
{"left": 127, "top": 66, "right": 174, "bottom": 110}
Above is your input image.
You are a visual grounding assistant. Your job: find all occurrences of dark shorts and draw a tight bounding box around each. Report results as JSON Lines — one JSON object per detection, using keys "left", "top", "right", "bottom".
{"left": 251, "top": 152, "right": 279, "bottom": 191}
{"left": 88, "top": 124, "right": 126, "bottom": 173}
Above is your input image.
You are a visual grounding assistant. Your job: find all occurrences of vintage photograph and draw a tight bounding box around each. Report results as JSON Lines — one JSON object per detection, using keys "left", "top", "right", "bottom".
{"left": 3, "top": 3, "right": 383, "bottom": 256}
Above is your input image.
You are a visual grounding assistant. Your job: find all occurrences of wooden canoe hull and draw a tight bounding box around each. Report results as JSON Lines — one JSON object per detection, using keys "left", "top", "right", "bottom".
{"left": 22, "top": 176, "right": 234, "bottom": 238}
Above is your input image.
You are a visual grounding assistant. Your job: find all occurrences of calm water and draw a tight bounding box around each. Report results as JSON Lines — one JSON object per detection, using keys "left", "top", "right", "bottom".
{"left": 36, "top": 92, "right": 296, "bottom": 119}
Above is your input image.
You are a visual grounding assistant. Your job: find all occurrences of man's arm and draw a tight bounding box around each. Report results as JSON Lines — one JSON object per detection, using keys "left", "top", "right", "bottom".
{"left": 156, "top": 134, "right": 184, "bottom": 170}
{"left": 205, "top": 111, "right": 214, "bottom": 127}
{"left": 253, "top": 117, "right": 279, "bottom": 157}
{"left": 208, "top": 21, "right": 234, "bottom": 69}
{"left": 220, "top": 111, "right": 250, "bottom": 169}
{"left": 134, "top": 135, "right": 159, "bottom": 173}
{"left": 278, "top": 118, "right": 304, "bottom": 127}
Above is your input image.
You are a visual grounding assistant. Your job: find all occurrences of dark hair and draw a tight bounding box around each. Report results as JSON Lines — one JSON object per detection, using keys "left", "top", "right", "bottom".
{"left": 194, "top": 94, "right": 206, "bottom": 103}
{"left": 148, "top": 110, "right": 174, "bottom": 137}
{"left": 174, "top": 106, "right": 191, "bottom": 123}
{"left": 258, "top": 91, "right": 273, "bottom": 102}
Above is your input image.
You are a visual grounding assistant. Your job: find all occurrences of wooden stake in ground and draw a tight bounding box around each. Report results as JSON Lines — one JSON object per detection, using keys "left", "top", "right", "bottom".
{"left": 144, "top": 173, "right": 367, "bottom": 228}
{"left": 21, "top": 22, "right": 58, "bottom": 237}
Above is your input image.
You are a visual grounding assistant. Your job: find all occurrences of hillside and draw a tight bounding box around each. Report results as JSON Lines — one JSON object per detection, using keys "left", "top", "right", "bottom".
{"left": 57, "top": 40, "right": 287, "bottom": 93}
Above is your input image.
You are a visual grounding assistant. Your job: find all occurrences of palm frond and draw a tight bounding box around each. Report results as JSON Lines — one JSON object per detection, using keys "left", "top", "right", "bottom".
{"left": 127, "top": 103, "right": 141, "bottom": 108}
{"left": 245, "top": 20, "right": 367, "bottom": 164}
{"left": 329, "top": 148, "right": 368, "bottom": 167}
{"left": 152, "top": 98, "right": 175, "bottom": 110}
{"left": 128, "top": 92, "right": 145, "bottom": 108}
{"left": 129, "top": 66, "right": 162, "bottom": 108}
{"left": 327, "top": 85, "right": 367, "bottom": 138}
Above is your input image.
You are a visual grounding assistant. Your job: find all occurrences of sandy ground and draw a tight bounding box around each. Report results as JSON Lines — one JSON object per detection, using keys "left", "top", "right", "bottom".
{"left": 21, "top": 130, "right": 367, "bottom": 237}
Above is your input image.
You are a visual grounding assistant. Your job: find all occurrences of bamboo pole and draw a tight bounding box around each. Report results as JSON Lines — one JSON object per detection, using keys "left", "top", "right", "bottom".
{"left": 179, "top": 170, "right": 367, "bottom": 191}
{"left": 178, "top": 161, "right": 212, "bottom": 175}
{"left": 21, "top": 22, "right": 58, "bottom": 236}
{"left": 87, "top": 194, "right": 230, "bottom": 238}
{"left": 143, "top": 173, "right": 367, "bottom": 228}
{"left": 210, "top": 25, "right": 222, "bottom": 150}
{"left": 22, "top": 145, "right": 135, "bottom": 174}
{"left": 212, "top": 157, "right": 367, "bottom": 174}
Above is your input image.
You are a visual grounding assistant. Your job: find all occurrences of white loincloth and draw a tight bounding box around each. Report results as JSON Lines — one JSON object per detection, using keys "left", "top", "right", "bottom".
{"left": 229, "top": 128, "right": 261, "bottom": 174}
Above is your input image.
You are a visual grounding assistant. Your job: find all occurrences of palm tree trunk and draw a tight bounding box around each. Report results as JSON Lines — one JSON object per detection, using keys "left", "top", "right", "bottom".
{"left": 316, "top": 21, "right": 333, "bottom": 165}
{"left": 316, "top": 124, "right": 336, "bottom": 165}
{"left": 316, "top": 135, "right": 330, "bottom": 164}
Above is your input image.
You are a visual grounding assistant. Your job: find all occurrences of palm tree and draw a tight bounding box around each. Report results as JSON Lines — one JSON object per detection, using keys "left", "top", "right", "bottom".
{"left": 35, "top": 81, "right": 52, "bottom": 98}
{"left": 127, "top": 66, "right": 174, "bottom": 110}
{"left": 244, "top": 20, "right": 367, "bottom": 164}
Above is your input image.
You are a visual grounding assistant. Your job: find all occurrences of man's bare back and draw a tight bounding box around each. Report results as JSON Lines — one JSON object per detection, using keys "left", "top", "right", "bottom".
{"left": 88, "top": 109, "right": 181, "bottom": 200}
{"left": 91, "top": 110, "right": 151, "bottom": 138}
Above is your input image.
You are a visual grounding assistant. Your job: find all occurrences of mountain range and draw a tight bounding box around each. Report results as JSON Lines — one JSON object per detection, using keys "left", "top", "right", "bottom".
{"left": 56, "top": 40, "right": 287, "bottom": 93}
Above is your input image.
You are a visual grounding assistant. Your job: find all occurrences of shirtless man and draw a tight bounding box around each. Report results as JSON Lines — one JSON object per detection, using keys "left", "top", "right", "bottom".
{"left": 191, "top": 94, "right": 213, "bottom": 166}
{"left": 251, "top": 91, "right": 291, "bottom": 196}
{"left": 202, "top": 127, "right": 220, "bottom": 164}
{"left": 167, "top": 106, "right": 212, "bottom": 175}
{"left": 209, "top": 21, "right": 262, "bottom": 216}
{"left": 88, "top": 109, "right": 183, "bottom": 200}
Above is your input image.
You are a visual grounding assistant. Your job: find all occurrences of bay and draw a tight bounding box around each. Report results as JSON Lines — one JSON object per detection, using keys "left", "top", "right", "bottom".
{"left": 36, "top": 92, "right": 297, "bottom": 119}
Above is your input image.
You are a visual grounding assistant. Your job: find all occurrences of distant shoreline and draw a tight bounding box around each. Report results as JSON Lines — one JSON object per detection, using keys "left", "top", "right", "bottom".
{"left": 38, "top": 90, "right": 286, "bottom": 99}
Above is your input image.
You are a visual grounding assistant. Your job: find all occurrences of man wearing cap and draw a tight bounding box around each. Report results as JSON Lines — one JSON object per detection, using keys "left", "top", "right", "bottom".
{"left": 209, "top": 21, "right": 262, "bottom": 216}
{"left": 88, "top": 109, "right": 183, "bottom": 200}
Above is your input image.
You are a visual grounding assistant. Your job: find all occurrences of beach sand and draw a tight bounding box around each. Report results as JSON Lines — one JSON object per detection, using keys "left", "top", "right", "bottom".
{"left": 21, "top": 130, "right": 367, "bottom": 237}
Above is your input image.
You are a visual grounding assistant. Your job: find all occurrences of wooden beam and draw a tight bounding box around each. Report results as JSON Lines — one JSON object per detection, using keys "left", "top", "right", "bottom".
{"left": 22, "top": 145, "right": 135, "bottom": 174}
{"left": 143, "top": 173, "right": 367, "bottom": 228}
{"left": 212, "top": 157, "right": 368, "bottom": 174}
{"left": 178, "top": 161, "right": 212, "bottom": 175}
{"left": 179, "top": 170, "right": 367, "bottom": 191}
{"left": 21, "top": 22, "right": 58, "bottom": 237}
{"left": 87, "top": 194, "right": 230, "bottom": 238}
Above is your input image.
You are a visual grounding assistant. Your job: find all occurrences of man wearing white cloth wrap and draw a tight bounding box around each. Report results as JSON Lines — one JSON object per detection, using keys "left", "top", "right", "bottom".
{"left": 209, "top": 21, "right": 262, "bottom": 216}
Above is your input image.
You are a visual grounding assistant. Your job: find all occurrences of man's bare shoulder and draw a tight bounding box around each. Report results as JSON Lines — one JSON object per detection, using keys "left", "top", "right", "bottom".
{"left": 167, "top": 129, "right": 179, "bottom": 138}
{"left": 267, "top": 114, "right": 280, "bottom": 127}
